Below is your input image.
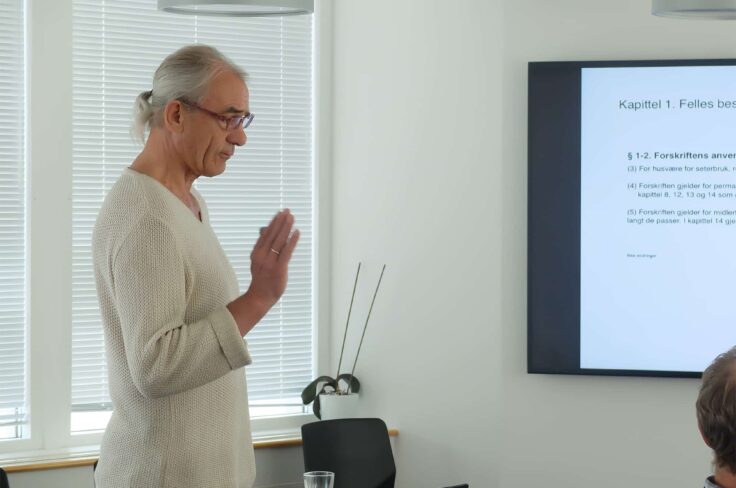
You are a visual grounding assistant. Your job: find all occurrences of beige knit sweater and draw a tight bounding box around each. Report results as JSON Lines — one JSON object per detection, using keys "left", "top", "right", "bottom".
{"left": 92, "top": 168, "right": 255, "bottom": 488}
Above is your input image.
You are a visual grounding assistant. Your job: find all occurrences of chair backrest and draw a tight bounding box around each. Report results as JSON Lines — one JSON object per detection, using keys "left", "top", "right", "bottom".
{"left": 0, "top": 467, "right": 9, "bottom": 488}
{"left": 301, "top": 418, "right": 396, "bottom": 488}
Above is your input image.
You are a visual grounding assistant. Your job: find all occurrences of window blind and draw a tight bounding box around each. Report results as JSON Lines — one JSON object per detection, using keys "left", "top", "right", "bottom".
{"left": 71, "top": 0, "right": 313, "bottom": 419}
{"left": 0, "top": 0, "right": 26, "bottom": 440}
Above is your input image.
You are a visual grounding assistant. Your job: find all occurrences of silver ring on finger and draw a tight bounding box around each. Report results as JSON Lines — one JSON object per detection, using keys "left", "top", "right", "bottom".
{"left": 270, "top": 248, "right": 280, "bottom": 255}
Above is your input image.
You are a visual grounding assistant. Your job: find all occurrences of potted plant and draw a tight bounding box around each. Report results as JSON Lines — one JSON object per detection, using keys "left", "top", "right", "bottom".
{"left": 301, "top": 263, "right": 386, "bottom": 419}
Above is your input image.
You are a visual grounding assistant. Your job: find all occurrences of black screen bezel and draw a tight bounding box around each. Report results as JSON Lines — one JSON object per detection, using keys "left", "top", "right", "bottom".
{"left": 527, "top": 59, "right": 736, "bottom": 379}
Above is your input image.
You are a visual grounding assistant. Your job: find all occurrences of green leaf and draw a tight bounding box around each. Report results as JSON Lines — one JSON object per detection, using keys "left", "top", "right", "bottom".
{"left": 301, "top": 375, "right": 337, "bottom": 405}
{"left": 313, "top": 393, "right": 322, "bottom": 419}
{"left": 337, "top": 374, "right": 360, "bottom": 394}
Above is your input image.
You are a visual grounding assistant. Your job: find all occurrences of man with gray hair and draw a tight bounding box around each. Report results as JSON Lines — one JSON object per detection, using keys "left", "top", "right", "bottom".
{"left": 92, "top": 44, "right": 299, "bottom": 487}
{"left": 697, "top": 346, "right": 736, "bottom": 488}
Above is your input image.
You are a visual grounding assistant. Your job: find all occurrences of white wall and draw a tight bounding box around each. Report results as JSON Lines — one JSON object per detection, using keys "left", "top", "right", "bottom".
{"left": 330, "top": 1, "right": 736, "bottom": 487}
{"left": 6, "top": 446, "right": 305, "bottom": 488}
{"left": 8, "top": 466, "right": 94, "bottom": 488}
{"left": 330, "top": 1, "right": 504, "bottom": 486}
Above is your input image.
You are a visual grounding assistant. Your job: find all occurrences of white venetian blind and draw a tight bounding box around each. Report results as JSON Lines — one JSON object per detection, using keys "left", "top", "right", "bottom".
{"left": 0, "top": 0, "right": 26, "bottom": 440}
{"left": 71, "top": 0, "right": 313, "bottom": 419}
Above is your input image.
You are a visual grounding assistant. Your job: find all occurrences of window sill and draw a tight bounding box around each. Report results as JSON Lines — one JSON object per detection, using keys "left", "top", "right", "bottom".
{"left": 0, "top": 426, "right": 399, "bottom": 474}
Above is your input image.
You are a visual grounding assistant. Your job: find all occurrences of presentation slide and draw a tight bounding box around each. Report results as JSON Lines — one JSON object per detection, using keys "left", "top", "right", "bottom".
{"left": 580, "top": 66, "right": 736, "bottom": 372}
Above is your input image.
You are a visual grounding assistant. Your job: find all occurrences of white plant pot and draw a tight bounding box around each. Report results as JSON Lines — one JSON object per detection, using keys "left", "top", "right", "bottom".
{"left": 319, "top": 393, "right": 359, "bottom": 420}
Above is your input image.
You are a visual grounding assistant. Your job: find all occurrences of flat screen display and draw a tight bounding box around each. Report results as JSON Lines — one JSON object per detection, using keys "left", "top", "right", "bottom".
{"left": 528, "top": 59, "right": 736, "bottom": 378}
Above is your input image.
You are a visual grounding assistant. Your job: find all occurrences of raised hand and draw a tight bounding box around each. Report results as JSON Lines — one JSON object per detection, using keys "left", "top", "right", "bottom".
{"left": 227, "top": 209, "right": 300, "bottom": 336}
{"left": 249, "top": 209, "right": 300, "bottom": 305}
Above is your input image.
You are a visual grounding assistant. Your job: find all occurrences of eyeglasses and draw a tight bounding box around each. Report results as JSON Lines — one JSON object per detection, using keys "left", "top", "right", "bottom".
{"left": 179, "top": 99, "right": 254, "bottom": 130}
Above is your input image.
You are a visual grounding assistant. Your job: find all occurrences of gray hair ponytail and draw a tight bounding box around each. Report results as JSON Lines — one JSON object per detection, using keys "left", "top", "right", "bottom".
{"left": 132, "top": 90, "right": 154, "bottom": 144}
{"left": 131, "top": 44, "right": 247, "bottom": 144}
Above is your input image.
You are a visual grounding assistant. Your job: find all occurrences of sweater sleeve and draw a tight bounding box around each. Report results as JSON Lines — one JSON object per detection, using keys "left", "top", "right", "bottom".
{"left": 111, "top": 215, "right": 251, "bottom": 399}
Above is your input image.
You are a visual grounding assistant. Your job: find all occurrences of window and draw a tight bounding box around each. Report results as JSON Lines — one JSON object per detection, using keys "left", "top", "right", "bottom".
{"left": 71, "top": 0, "right": 314, "bottom": 433}
{"left": 0, "top": 0, "right": 26, "bottom": 441}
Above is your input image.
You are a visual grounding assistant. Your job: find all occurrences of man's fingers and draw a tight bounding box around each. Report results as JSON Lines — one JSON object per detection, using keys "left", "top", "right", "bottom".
{"left": 253, "top": 226, "right": 266, "bottom": 248}
{"left": 253, "top": 225, "right": 269, "bottom": 252}
{"left": 255, "top": 210, "right": 286, "bottom": 252}
{"left": 278, "top": 229, "right": 300, "bottom": 261}
{"left": 270, "top": 212, "right": 294, "bottom": 253}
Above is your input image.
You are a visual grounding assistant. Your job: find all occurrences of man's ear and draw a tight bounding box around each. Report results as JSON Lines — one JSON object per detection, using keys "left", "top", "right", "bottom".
{"left": 163, "top": 100, "right": 185, "bottom": 133}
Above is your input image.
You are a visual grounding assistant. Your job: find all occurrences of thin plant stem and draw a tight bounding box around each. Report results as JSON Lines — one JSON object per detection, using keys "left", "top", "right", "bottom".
{"left": 336, "top": 262, "right": 361, "bottom": 388}
{"left": 347, "top": 264, "right": 386, "bottom": 394}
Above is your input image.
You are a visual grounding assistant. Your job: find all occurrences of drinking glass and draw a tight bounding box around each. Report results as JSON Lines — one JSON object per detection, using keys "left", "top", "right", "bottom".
{"left": 303, "top": 470, "right": 335, "bottom": 488}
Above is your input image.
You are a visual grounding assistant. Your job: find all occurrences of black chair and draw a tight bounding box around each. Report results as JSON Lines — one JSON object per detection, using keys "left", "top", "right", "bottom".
{"left": 301, "top": 418, "right": 468, "bottom": 488}
{"left": 0, "top": 467, "right": 9, "bottom": 488}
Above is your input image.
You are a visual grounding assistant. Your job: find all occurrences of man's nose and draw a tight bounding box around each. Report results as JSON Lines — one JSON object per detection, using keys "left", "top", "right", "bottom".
{"left": 228, "top": 126, "right": 247, "bottom": 146}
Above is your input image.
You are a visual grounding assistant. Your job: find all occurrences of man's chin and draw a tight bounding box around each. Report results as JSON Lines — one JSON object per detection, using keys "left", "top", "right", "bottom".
{"left": 204, "top": 160, "right": 228, "bottom": 177}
